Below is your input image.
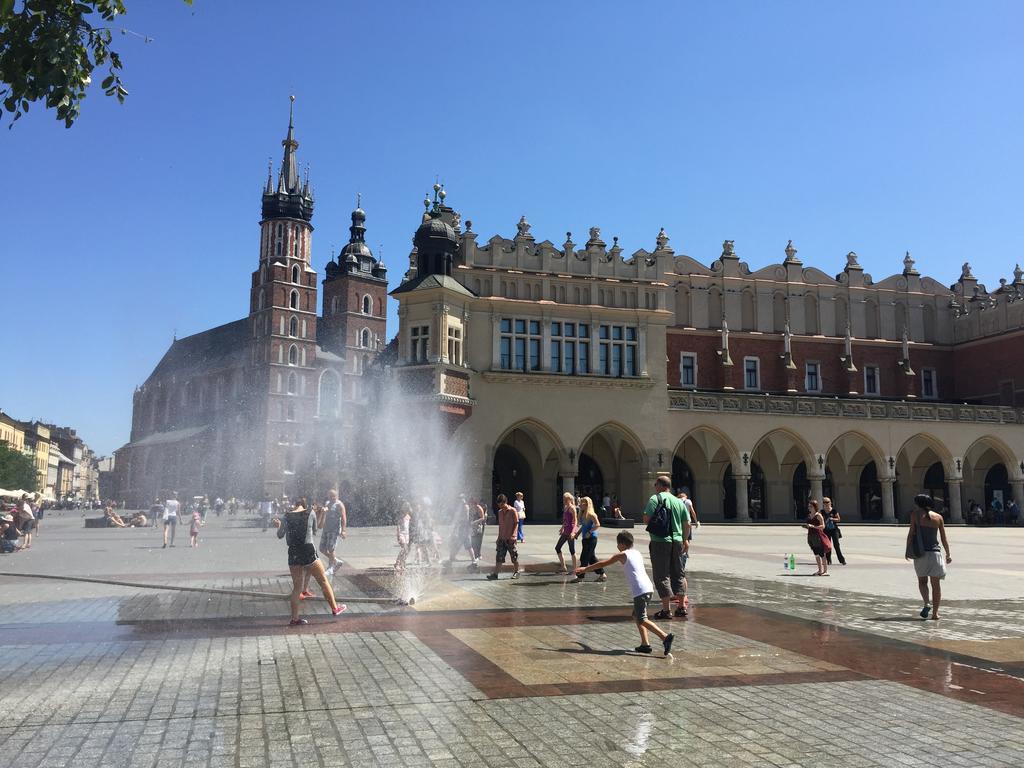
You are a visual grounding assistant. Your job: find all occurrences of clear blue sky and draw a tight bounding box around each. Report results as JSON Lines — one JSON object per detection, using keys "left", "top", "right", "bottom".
{"left": 3, "top": 1, "right": 1023, "bottom": 455}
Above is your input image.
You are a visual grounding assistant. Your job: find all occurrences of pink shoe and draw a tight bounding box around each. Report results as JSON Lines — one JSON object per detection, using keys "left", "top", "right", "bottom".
{"left": 299, "top": 591, "right": 315, "bottom": 600}
{"left": 332, "top": 604, "right": 347, "bottom": 616}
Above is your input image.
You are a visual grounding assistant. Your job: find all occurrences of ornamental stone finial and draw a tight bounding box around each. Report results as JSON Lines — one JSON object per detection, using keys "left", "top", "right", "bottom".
{"left": 1015, "top": 263, "right": 1024, "bottom": 284}
{"left": 903, "top": 251, "right": 917, "bottom": 275}
{"left": 655, "top": 227, "right": 670, "bottom": 250}
{"left": 846, "top": 251, "right": 860, "bottom": 268}
{"left": 962, "top": 262, "right": 975, "bottom": 280}
{"left": 784, "top": 240, "right": 798, "bottom": 262}
{"left": 721, "top": 240, "right": 735, "bottom": 257}
{"left": 516, "top": 215, "right": 531, "bottom": 237}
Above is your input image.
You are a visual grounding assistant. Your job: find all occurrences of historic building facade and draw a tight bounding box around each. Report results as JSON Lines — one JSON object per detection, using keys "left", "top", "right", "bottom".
{"left": 390, "top": 190, "right": 1024, "bottom": 523}
{"left": 114, "top": 102, "right": 386, "bottom": 507}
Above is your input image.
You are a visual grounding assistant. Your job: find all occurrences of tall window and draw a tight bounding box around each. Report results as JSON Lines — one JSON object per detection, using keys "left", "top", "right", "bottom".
{"left": 290, "top": 290, "right": 299, "bottom": 309}
{"left": 744, "top": 357, "right": 761, "bottom": 390}
{"left": 288, "top": 316, "right": 298, "bottom": 337}
{"left": 291, "top": 265, "right": 300, "bottom": 283}
{"left": 363, "top": 295, "right": 372, "bottom": 314}
{"left": 286, "top": 372, "right": 297, "bottom": 394}
{"left": 360, "top": 328, "right": 371, "bottom": 348}
{"left": 257, "top": 289, "right": 265, "bottom": 311}
{"left": 805, "top": 362, "right": 821, "bottom": 392}
{"left": 447, "top": 326, "right": 462, "bottom": 365}
{"left": 288, "top": 344, "right": 298, "bottom": 365}
{"left": 922, "top": 368, "right": 937, "bottom": 399}
{"left": 680, "top": 353, "right": 697, "bottom": 388}
{"left": 318, "top": 371, "right": 340, "bottom": 418}
{"left": 864, "top": 365, "right": 880, "bottom": 396}
{"left": 598, "top": 324, "right": 638, "bottom": 377}
{"left": 411, "top": 325, "right": 429, "bottom": 363}
{"left": 549, "top": 321, "right": 590, "bottom": 374}
{"left": 499, "top": 318, "right": 541, "bottom": 372}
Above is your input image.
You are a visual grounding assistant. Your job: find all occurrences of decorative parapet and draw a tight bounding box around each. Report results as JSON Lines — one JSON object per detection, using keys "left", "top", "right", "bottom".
{"left": 482, "top": 371, "right": 655, "bottom": 390}
{"left": 667, "top": 390, "right": 1022, "bottom": 425}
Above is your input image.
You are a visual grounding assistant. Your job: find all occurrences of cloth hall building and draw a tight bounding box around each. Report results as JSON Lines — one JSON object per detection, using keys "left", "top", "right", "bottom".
{"left": 114, "top": 105, "right": 1024, "bottom": 522}
{"left": 392, "top": 191, "right": 1024, "bottom": 524}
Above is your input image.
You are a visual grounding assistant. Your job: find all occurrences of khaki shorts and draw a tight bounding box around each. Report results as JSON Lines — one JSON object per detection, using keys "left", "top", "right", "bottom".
{"left": 914, "top": 551, "right": 947, "bottom": 579}
{"left": 632, "top": 593, "right": 652, "bottom": 622}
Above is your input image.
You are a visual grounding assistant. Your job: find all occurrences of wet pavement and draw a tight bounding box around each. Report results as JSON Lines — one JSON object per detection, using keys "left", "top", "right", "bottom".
{"left": 1, "top": 516, "right": 1023, "bottom": 766}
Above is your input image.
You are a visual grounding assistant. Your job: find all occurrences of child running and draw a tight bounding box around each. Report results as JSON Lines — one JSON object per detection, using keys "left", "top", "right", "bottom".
{"left": 189, "top": 510, "right": 201, "bottom": 548}
{"left": 575, "top": 531, "right": 674, "bottom": 656}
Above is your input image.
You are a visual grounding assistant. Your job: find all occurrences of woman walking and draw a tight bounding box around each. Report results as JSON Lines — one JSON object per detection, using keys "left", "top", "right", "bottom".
{"left": 802, "top": 499, "right": 831, "bottom": 576}
{"left": 572, "top": 496, "right": 605, "bottom": 583}
{"left": 906, "top": 494, "right": 952, "bottom": 620}
{"left": 274, "top": 498, "right": 346, "bottom": 626}
{"left": 394, "top": 502, "right": 412, "bottom": 571}
{"left": 823, "top": 497, "right": 846, "bottom": 565}
{"left": 468, "top": 497, "right": 486, "bottom": 570}
{"left": 555, "top": 492, "right": 579, "bottom": 575}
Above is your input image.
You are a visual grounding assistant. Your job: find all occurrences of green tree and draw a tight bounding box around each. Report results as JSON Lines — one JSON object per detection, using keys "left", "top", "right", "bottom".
{"left": 0, "top": 441, "right": 38, "bottom": 491}
{"left": 0, "top": 0, "right": 190, "bottom": 128}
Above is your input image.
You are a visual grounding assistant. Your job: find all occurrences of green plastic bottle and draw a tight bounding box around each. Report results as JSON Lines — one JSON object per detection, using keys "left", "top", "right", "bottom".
{"left": 789, "top": 553, "right": 796, "bottom": 571}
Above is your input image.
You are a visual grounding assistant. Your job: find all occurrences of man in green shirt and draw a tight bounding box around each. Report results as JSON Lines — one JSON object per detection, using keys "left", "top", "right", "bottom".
{"left": 642, "top": 475, "right": 691, "bottom": 619}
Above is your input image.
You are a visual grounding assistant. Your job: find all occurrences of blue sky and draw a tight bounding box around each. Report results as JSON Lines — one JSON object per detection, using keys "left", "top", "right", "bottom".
{"left": 3, "top": 1, "right": 1023, "bottom": 455}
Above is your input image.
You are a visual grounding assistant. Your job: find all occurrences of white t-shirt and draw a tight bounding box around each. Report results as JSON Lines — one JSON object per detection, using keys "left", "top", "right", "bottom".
{"left": 163, "top": 499, "right": 180, "bottom": 520}
{"left": 513, "top": 499, "right": 526, "bottom": 520}
{"left": 623, "top": 548, "right": 654, "bottom": 598}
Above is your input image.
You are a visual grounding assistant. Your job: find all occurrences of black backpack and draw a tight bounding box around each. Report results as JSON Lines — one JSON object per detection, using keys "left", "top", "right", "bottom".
{"left": 645, "top": 493, "right": 671, "bottom": 538}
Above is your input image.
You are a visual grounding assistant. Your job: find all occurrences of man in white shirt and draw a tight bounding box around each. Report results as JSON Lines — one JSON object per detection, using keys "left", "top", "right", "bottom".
{"left": 162, "top": 492, "right": 181, "bottom": 548}
{"left": 513, "top": 492, "right": 526, "bottom": 543}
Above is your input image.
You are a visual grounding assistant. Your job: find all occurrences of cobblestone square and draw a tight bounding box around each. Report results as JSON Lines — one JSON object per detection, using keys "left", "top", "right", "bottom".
{"left": 1, "top": 517, "right": 1023, "bottom": 767}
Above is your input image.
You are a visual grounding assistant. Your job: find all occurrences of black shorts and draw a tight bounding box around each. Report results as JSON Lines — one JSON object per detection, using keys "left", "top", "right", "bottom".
{"left": 288, "top": 543, "right": 317, "bottom": 567}
{"left": 496, "top": 538, "right": 519, "bottom": 563}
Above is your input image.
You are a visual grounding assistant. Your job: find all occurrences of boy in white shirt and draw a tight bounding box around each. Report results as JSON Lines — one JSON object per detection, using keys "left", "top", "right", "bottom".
{"left": 575, "top": 531, "right": 675, "bottom": 657}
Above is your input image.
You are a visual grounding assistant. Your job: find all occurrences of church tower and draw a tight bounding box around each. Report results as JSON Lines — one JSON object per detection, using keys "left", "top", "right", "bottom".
{"left": 248, "top": 97, "right": 318, "bottom": 497}
{"left": 321, "top": 197, "right": 388, "bottom": 400}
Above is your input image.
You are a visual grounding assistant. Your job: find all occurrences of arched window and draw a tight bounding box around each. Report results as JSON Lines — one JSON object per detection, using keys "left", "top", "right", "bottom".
{"left": 276, "top": 223, "right": 282, "bottom": 237}
{"left": 377, "top": 298, "right": 384, "bottom": 315}
{"left": 363, "top": 295, "right": 372, "bottom": 314}
{"left": 287, "top": 372, "right": 297, "bottom": 394}
{"left": 275, "top": 240, "right": 282, "bottom": 257}
{"left": 260, "top": 265, "right": 266, "bottom": 284}
{"left": 360, "top": 328, "right": 371, "bottom": 348}
{"left": 289, "top": 316, "right": 298, "bottom": 337}
{"left": 257, "top": 289, "right": 265, "bottom": 311}
{"left": 741, "top": 289, "right": 756, "bottom": 331}
{"left": 318, "top": 371, "right": 340, "bottom": 418}
{"left": 292, "top": 265, "right": 300, "bottom": 284}
{"left": 331, "top": 295, "right": 339, "bottom": 315}
{"left": 290, "top": 290, "right": 299, "bottom": 309}
{"left": 288, "top": 344, "right": 298, "bottom": 365}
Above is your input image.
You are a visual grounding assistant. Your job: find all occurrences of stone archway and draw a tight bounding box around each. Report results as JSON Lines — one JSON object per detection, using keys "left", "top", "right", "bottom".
{"left": 492, "top": 420, "right": 564, "bottom": 521}
{"left": 896, "top": 434, "right": 953, "bottom": 522}
{"left": 962, "top": 436, "right": 1015, "bottom": 522}
{"left": 578, "top": 423, "right": 646, "bottom": 518}
{"left": 671, "top": 426, "right": 738, "bottom": 521}
{"left": 825, "top": 432, "right": 886, "bottom": 521}
{"left": 750, "top": 429, "right": 814, "bottom": 521}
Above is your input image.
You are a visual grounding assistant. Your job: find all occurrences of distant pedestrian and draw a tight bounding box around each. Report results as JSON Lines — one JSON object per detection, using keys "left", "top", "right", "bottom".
{"left": 823, "top": 497, "right": 846, "bottom": 565}
{"left": 555, "top": 492, "right": 578, "bottom": 575}
{"left": 572, "top": 496, "right": 604, "bottom": 583}
{"left": 575, "top": 531, "right": 674, "bottom": 657}
{"left": 319, "top": 489, "right": 347, "bottom": 576}
{"left": 162, "top": 492, "right": 180, "bottom": 548}
{"left": 18, "top": 495, "right": 35, "bottom": 549}
{"left": 467, "top": 497, "right": 486, "bottom": 570}
{"left": 485, "top": 494, "right": 520, "bottom": 580}
{"left": 803, "top": 499, "right": 830, "bottom": 576}
{"left": 274, "top": 498, "right": 346, "bottom": 625}
{"left": 259, "top": 495, "right": 273, "bottom": 532}
{"left": 906, "top": 494, "right": 952, "bottom": 620}
{"left": 513, "top": 491, "right": 526, "bottom": 543}
{"left": 189, "top": 510, "right": 201, "bottom": 547}
{"left": 149, "top": 497, "right": 163, "bottom": 528}
{"left": 394, "top": 502, "right": 411, "bottom": 571}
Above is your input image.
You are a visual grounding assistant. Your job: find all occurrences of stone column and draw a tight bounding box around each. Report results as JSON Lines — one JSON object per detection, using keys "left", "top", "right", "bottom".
{"left": 809, "top": 476, "right": 824, "bottom": 508}
{"left": 1011, "top": 478, "right": 1024, "bottom": 507}
{"left": 881, "top": 478, "right": 896, "bottom": 523}
{"left": 734, "top": 474, "right": 751, "bottom": 522}
{"left": 946, "top": 479, "right": 964, "bottom": 523}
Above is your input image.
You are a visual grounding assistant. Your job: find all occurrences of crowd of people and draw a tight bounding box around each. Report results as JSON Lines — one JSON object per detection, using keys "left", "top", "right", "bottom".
{"left": 0, "top": 492, "right": 41, "bottom": 553}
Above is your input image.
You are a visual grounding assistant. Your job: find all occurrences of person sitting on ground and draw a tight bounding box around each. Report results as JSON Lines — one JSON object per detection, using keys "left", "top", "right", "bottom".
{"left": 104, "top": 506, "right": 127, "bottom": 528}
{"left": 575, "top": 531, "right": 674, "bottom": 656}
{"left": 612, "top": 501, "right": 625, "bottom": 520}
{"left": 1, "top": 513, "right": 22, "bottom": 553}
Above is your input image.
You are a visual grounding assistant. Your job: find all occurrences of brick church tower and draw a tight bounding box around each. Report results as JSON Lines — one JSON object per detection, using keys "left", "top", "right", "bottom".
{"left": 248, "top": 97, "right": 318, "bottom": 497}
{"left": 321, "top": 198, "right": 388, "bottom": 400}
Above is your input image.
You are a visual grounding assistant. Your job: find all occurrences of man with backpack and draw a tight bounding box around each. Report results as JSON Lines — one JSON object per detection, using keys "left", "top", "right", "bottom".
{"left": 643, "top": 475, "right": 690, "bottom": 620}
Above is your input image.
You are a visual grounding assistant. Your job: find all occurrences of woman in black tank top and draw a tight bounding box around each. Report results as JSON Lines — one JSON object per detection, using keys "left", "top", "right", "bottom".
{"left": 275, "top": 498, "right": 347, "bottom": 626}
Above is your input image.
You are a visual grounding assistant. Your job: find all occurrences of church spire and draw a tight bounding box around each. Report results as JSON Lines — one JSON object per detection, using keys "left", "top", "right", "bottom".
{"left": 261, "top": 96, "right": 314, "bottom": 223}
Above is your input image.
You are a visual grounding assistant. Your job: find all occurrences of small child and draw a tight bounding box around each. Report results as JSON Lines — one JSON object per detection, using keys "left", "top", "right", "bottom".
{"left": 189, "top": 510, "right": 201, "bottom": 548}
{"left": 575, "top": 531, "right": 674, "bottom": 656}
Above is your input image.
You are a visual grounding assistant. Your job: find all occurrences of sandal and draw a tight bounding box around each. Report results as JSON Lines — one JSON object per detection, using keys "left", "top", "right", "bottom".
{"left": 652, "top": 609, "right": 672, "bottom": 620}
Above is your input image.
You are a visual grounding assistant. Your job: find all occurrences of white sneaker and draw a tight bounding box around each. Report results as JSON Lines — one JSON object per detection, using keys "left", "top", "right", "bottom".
{"left": 325, "top": 566, "right": 335, "bottom": 577}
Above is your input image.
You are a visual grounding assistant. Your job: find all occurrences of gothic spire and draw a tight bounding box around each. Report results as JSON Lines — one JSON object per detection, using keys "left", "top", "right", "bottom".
{"left": 279, "top": 95, "right": 300, "bottom": 194}
{"left": 261, "top": 96, "right": 314, "bottom": 222}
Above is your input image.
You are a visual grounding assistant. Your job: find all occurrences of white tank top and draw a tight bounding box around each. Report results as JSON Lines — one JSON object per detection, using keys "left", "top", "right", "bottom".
{"left": 623, "top": 548, "right": 654, "bottom": 598}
